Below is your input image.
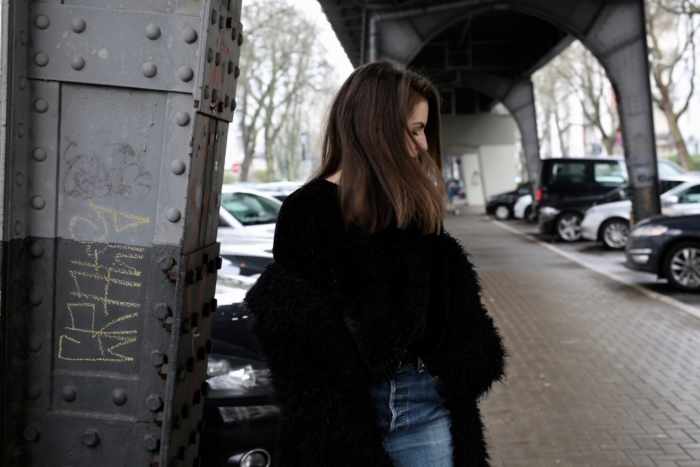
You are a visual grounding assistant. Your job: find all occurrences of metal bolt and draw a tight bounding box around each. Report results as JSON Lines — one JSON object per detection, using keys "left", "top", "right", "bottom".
{"left": 34, "top": 98, "right": 49, "bottom": 113}
{"left": 205, "top": 339, "right": 213, "bottom": 354}
{"left": 11, "top": 447, "right": 23, "bottom": 461}
{"left": 146, "top": 394, "right": 163, "bottom": 412}
{"left": 29, "top": 291, "right": 42, "bottom": 306}
{"left": 219, "top": 15, "right": 224, "bottom": 30}
{"left": 28, "top": 337, "right": 42, "bottom": 352}
{"left": 207, "top": 48, "right": 214, "bottom": 63}
{"left": 234, "top": 65, "right": 240, "bottom": 79}
{"left": 70, "top": 55, "right": 85, "bottom": 70}
{"left": 190, "top": 314, "right": 199, "bottom": 329}
{"left": 155, "top": 411, "right": 164, "bottom": 427}
{"left": 177, "top": 365, "right": 187, "bottom": 380}
{"left": 112, "top": 389, "right": 127, "bottom": 406}
{"left": 163, "top": 316, "right": 174, "bottom": 332}
{"left": 231, "top": 27, "right": 238, "bottom": 42}
{"left": 227, "top": 61, "right": 234, "bottom": 75}
{"left": 144, "top": 434, "right": 159, "bottom": 452}
{"left": 32, "top": 147, "right": 47, "bottom": 162}
{"left": 211, "top": 89, "right": 218, "bottom": 103}
{"left": 17, "top": 123, "right": 26, "bottom": 138}
{"left": 150, "top": 350, "right": 165, "bottom": 367}
{"left": 186, "top": 357, "right": 195, "bottom": 373}
{"left": 34, "top": 52, "right": 49, "bottom": 67}
{"left": 26, "top": 385, "right": 41, "bottom": 399}
{"left": 145, "top": 23, "right": 161, "bottom": 40}
{"left": 216, "top": 257, "right": 223, "bottom": 269}
{"left": 231, "top": 99, "right": 237, "bottom": 111}
{"left": 175, "top": 111, "right": 190, "bottom": 126}
{"left": 157, "top": 255, "right": 174, "bottom": 272}
{"left": 167, "top": 265, "right": 179, "bottom": 283}
{"left": 30, "top": 243, "right": 44, "bottom": 258}
{"left": 202, "top": 303, "right": 210, "bottom": 318}
{"left": 203, "top": 85, "right": 210, "bottom": 99}
{"left": 19, "top": 30, "right": 28, "bottom": 46}
{"left": 197, "top": 347, "right": 206, "bottom": 361}
{"left": 71, "top": 18, "right": 86, "bottom": 33}
{"left": 170, "top": 159, "right": 186, "bottom": 175}
{"left": 35, "top": 14, "right": 50, "bottom": 29}
{"left": 177, "top": 65, "right": 194, "bottom": 83}
{"left": 158, "top": 363, "right": 169, "bottom": 380}
{"left": 23, "top": 426, "right": 38, "bottom": 442}
{"left": 142, "top": 62, "right": 158, "bottom": 78}
{"left": 61, "top": 386, "right": 77, "bottom": 402}
{"left": 215, "top": 52, "right": 222, "bottom": 66}
{"left": 238, "top": 32, "right": 244, "bottom": 46}
{"left": 166, "top": 208, "right": 181, "bottom": 223}
{"left": 210, "top": 9, "right": 217, "bottom": 24}
{"left": 150, "top": 456, "right": 160, "bottom": 467}
{"left": 82, "top": 430, "right": 99, "bottom": 447}
{"left": 181, "top": 27, "right": 197, "bottom": 43}
{"left": 200, "top": 382, "right": 209, "bottom": 397}
{"left": 14, "top": 221, "right": 22, "bottom": 235}
{"left": 153, "top": 303, "right": 170, "bottom": 320}
{"left": 185, "top": 270, "right": 196, "bottom": 285}
{"left": 181, "top": 318, "right": 191, "bottom": 334}
{"left": 31, "top": 196, "right": 46, "bottom": 210}
{"left": 210, "top": 298, "right": 218, "bottom": 313}
{"left": 226, "top": 17, "right": 233, "bottom": 28}
{"left": 195, "top": 267, "right": 203, "bottom": 281}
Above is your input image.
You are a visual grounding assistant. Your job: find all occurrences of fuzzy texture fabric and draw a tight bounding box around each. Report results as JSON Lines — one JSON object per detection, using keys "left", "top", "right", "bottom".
{"left": 244, "top": 179, "right": 506, "bottom": 467}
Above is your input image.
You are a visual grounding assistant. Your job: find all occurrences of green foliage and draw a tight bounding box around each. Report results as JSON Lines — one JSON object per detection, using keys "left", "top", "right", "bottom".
{"left": 222, "top": 172, "right": 237, "bottom": 185}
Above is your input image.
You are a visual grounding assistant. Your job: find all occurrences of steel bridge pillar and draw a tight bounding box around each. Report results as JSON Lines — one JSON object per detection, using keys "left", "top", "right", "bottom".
{"left": 0, "top": 0, "right": 242, "bottom": 465}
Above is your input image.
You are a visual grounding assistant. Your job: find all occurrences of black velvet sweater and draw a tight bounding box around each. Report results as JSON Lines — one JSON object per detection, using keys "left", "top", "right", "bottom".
{"left": 244, "top": 179, "right": 507, "bottom": 466}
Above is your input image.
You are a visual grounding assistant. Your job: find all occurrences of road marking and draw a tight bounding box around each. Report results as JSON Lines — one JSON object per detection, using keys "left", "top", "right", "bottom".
{"left": 492, "top": 219, "right": 700, "bottom": 321}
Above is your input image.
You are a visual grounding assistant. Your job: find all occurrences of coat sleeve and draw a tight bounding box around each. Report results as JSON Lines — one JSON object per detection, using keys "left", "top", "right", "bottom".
{"left": 243, "top": 197, "right": 394, "bottom": 467}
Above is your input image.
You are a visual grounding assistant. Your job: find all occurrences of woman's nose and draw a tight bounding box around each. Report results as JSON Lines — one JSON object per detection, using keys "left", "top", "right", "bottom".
{"left": 418, "top": 135, "right": 428, "bottom": 152}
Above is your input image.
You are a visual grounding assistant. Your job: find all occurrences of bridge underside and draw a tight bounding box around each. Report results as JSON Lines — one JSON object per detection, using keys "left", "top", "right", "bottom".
{"left": 319, "top": 0, "right": 660, "bottom": 221}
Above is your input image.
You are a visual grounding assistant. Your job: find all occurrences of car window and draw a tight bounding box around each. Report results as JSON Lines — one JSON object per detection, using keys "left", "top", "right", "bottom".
{"left": 659, "top": 180, "right": 685, "bottom": 193}
{"left": 218, "top": 215, "right": 232, "bottom": 227}
{"left": 221, "top": 192, "right": 281, "bottom": 226}
{"left": 658, "top": 160, "right": 685, "bottom": 176}
{"left": 517, "top": 184, "right": 530, "bottom": 195}
{"left": 550, "top": 162, "right": 587, "bottom": 184}
{"left": 677, "top": 185, "right": 700, "bottom": 204}
{"left": 594, "top": 162, "right": 626, "bottom": 183}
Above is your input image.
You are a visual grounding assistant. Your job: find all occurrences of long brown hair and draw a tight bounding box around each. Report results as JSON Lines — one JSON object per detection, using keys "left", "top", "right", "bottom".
{"left": 313, "top": 60, "right": 445, "bottom": 235}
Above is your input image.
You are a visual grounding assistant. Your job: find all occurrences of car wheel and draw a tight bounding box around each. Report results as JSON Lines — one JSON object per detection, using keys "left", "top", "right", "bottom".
{"left": 524, "top": 205, "right": 532, "bottom": 222}
{"left": 556, "top": 213, "right": 582, "bottom": 242}
{"left": 601, "top": 219, "right": 629, "bottom": 250}
{"left": 663, "top": 241, "right": 700, "bottom": 292}
{"left": 494, "top": 204, "right": 510, "bottom": 220}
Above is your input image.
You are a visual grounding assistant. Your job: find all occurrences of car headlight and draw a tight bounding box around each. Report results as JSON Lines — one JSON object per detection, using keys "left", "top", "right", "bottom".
{"left": 540, "top": 206, "right": 560, "bottom": 216}
{"left": 206, "top": 354, "right": 272, "bottom": 399}
{"left": 630, "top": 225, "right": 668, "bottom": 237}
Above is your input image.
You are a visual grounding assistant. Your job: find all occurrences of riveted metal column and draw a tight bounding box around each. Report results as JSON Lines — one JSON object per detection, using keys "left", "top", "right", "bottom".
{"left": 0, "top": 0, "right": 242, "bottom": 466}
{"left": 502, "top": 81, "right": 540, "bottom": 192}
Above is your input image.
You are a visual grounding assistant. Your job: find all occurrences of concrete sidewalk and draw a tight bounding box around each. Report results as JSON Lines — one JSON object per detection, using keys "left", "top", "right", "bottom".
{"left": 445, "top": 214, "right": 700, "bottom": 467}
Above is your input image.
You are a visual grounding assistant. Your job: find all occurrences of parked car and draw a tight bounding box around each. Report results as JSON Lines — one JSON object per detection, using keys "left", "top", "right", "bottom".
{"left": 625, "top": 214, "right": 700, "bottom": 292}
{"left": 582, "top": 175, "right": 698, "bottom": 249}
{"left": 254, "top": 181, "right": 303, "bottom": 202}
{"left": 536, "top": 158, "right": 688, "bottom": 241}
{"left": 199, "top": 263, "right": 278, "bottom": 467}
{"left": 218, "top": 186, "right": 282, "bottom": 241}
{"left": 514, "top": 194, "right": 533, "bottom": 220}
{"left": 219, "top": 238, "right": 273, "bottom": 276}
{"left": 486, "top": 183, "right": 532, "bottom": 220}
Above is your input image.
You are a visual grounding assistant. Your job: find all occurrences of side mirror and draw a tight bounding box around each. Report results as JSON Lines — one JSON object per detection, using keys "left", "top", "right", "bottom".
{"left": 663, "top": 195, "right": 679, "bottom": 207}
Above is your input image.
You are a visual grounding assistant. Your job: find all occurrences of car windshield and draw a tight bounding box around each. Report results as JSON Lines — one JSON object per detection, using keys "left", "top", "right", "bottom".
{"left": 221, "top": 192, "right": 281, "bottom": 226}
{"left": 603, "top": 185, "right": 630, "bottom": 202}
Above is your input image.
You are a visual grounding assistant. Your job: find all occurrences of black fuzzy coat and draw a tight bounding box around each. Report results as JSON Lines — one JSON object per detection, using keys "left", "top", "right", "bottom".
{"left": 244, "top": 179, "right": 506, "bottom": 467}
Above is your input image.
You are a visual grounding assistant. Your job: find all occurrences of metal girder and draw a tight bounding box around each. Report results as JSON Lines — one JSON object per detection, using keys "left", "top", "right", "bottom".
{"left": 0, "top": 0, "right": 242, "bottom": 466}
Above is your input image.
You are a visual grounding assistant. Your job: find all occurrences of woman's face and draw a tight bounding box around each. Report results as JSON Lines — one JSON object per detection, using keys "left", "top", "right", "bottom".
{"left": 406, "top": 98, "right": 429, "bottom": 158}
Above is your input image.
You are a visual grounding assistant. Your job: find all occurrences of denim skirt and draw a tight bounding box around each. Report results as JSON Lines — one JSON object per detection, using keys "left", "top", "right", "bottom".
{"left": 369, "top": 361, "right": 454, "bottom": 467}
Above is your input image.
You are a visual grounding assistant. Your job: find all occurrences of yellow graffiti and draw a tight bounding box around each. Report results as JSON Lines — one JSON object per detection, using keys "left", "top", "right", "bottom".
{"left": 59, "top": 204, "right": 150, "bottom": 363}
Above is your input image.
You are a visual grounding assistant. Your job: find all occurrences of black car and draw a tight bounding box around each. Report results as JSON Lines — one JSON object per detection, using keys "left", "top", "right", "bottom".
{"left": 199, "top": 268, "right": 278, "bottom": 467}
{"left": 625, "top": 214, "right": 700, "bottom": 292}
{"left": 486, "top": 183, "right": 531, "bottom": 220}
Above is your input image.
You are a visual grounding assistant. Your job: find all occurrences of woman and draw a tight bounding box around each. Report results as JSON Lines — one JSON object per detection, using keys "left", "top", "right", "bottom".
{"left": 244, "top": 61, "right": 506, "bottom": 467}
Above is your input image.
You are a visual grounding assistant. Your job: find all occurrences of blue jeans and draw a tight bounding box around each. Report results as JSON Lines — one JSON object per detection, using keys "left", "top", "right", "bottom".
{"left": 369, "top": 361, "right": 454, "bottom": 467}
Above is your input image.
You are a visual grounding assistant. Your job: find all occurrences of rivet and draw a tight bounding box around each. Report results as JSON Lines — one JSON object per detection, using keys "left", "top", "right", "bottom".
{"left": 19, "top": 30, "right": 28, "bottom": 46}
{"left": 215, "top": 52, "right": 222, "bottom": 66}
{"left": 28, "top": 337, "right": 42, "bottom": 352}
{"left": 31, "top": 195, "right": 46, "bottom": 210}
{"left": 155, "top": 411, "right": 164, "bottom": 427}
{"left": 26, "top": 385, "right": 41, "bottom": 399}
{"left": 18, "top": 76, "right": 27, "bottom": 90}
{"left": 231, "top": 27, "right": 238, "bottom": 42}
{"left": 238, "top": 33, "right": 244, "bottom": 47}
{"left": 146, "top": 394, "right": 163, "bottom": 412}
{"left": 82, "top": 430, "right": 99, "bottom": 447}
{"left": 16, "top": 172, "right": 24, "bottom": 187}
{"left": 219, "top": 15, "right": 224, "bottom": 30}
{"left": 30, "top": 243, "right": 44, "bottom": 258}
{"left": 70, "top": 55, "right": 85, "bottom": 71}
{"left": 71, "top": 18, "right": 86, "bottom": 33}
{"left": 203, "top": 86, "right": 210, "bottom": 99}
{"left": 145, "top": 23, "right": 161, "bottom": 40}
{"left": 144, "top": 435, "right": 159, "bottom": 452}
{"left": 32, "top": 147, "right": 47, "bottom": 162}
{"left": 197, "top": 347, "right": 206, "bottom": 361}
{"left": 170, "top": 159, "right": 186, "bottom": 175}
{"left": 153, "top": 303, "right": 170, "bottom": 320}
{"left": 61, "top": 386, "right": 77, "bottom": 402}
{"left": 23, "top": 426, "right": 39, "bottom": 442}
{"left": 29, "top": 290, "right": 42, "bottom": 305}
{"left": 211, "top": 9, "right": 217, "bottom": 24}
{"left": 17, "top": 123, "right": 26, "bottom": 138}
{"left": 207, "top": 48, "right": 214, "bottom": 63}
{"left": 166, "top": 208, "right": 181, "bottom": 223}
{"left": 231, "top": 99, "right": 237, "bottom": 111}
{"left": 112, "top": 389, "right": 127, "bottom": 406}
{"left": 227, "top": 61, "right": 233, "bottom": 75}
{"left": 211, "top": 89, "right": 218, "bottom": 103}
{"left": 142, "top": 62, "right": 157, "bottom": 78}
{"left": 235, "top": 65, "right": 241, "bottom": 79}
{"left": 14, "top": 221, "right": 23, "bottom": 235}
{"left": 150, "top": 350, "right": 165, "bottom": 366}
{"left": 177, "top": 65, "right": 194, "bottom": 82}
{"left": 157, "top": 255, "right": 174, "bottom": 271}
{"left": 34, "top": 52, "right": 49, "bottom": 67}
{"left": 11, "top": 447, "right": 23, "bottom": 461}
{"left": 181, "top": 27, "right": 198, "bottom": 43}
{"left": 175, "top": 111, "right": 190, "bottom": 126}
{"left": 224, "top": 95, "right": 230, "bottom": 108}
{"left": 35, "top": 14, "right": 50, "bottom": 30}
{"left": 226, "top": 17, "right": 233, "bottom": 29}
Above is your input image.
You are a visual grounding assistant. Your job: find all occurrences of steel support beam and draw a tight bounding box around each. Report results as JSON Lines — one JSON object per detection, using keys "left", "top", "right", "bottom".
{"left": 0, "top": 0, "right": 243, "bottom": 465}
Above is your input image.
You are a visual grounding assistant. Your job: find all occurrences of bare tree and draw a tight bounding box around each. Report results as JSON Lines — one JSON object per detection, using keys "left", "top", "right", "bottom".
{"left": 238, "top": 0, "right": 332, "bottom": 181}
{"left": 647, "top": 0, "right": 697, "bottom": 169}
{"left": 533, "top": 64, "right": 573, "bottom": 157}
